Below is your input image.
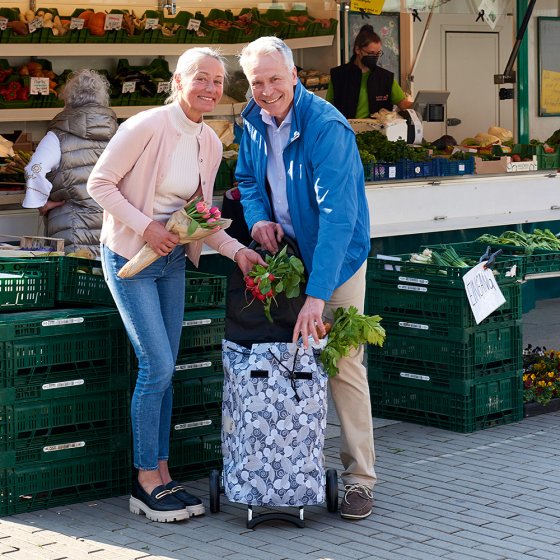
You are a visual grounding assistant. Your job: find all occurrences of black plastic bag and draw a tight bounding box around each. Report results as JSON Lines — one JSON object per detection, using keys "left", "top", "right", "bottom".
{"left": 225, "top": 236, "right": 307, "bottom": 347}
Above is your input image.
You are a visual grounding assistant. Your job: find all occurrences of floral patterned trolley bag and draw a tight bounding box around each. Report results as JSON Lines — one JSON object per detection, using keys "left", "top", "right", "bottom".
{"left": 208, "top": 240, "right": 338, "bottom": 528}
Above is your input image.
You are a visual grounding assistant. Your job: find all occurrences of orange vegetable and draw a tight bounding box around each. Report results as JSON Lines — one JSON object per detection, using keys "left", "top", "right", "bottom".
{"left": 88, "top": 12, "right": 106, "bottom": 36}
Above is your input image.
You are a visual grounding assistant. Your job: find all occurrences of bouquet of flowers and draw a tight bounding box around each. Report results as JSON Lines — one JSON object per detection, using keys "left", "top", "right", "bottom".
{"left": 523, "top": 345, "right": 560, "bottom": 406}
{"left": 244, "top": 245, "right": 305, "bottom": 323}
{"left": 117, "top": 196, "right": 231, "bottom": 278}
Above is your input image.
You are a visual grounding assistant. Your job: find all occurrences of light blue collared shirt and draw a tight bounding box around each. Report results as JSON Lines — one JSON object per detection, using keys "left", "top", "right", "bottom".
{"left": 260, "top": 107, "right": 296, "bottom": 241}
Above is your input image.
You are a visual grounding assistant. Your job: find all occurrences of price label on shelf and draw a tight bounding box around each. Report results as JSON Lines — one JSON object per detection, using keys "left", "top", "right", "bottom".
{"left": 30, "top": 77, "right": 50, "bottom": 95}
{"left": 122, "top": 81, "right": 136, "bottom": 94}
{"left": 145, "top": 18, "right": 159, "bottom": 30}
{"left": 28, "top": 16, "right": 43, "bottom": 33}
{"left": 0, "top": 17, "right": 8, "bottom": 31}
{"left": 104, "top": 13, "right": 123, "bottom": 31}
{"left": 187, "top": 18, "right": 201, "bottom": 31}
{"left": 350, "top": 0, "right": 385, "bottom": 15}
{"left": 157, "top": 82, "right": 170, "bottom": 94}
{"left": 70, "top": 17, "right": 85, "bottom": 30}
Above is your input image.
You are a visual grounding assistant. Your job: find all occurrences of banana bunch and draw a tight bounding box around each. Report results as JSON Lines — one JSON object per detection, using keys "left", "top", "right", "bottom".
{"left": 3, "top": 150, "right": 33, "bottom": 174}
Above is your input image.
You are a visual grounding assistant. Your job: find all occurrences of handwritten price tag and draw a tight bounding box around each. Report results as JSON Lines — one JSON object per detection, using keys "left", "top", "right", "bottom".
{"left": 187, "top": 18, "right": 201, "bottom": 31}
{"left": 157, "top": 81, "right": 170, "bottom": 94}
{"left": 104, "top": 13, "right": 123, "bottom": 31}
{"left": 145, "top": 18, "right": 159, "bottom": 30}
{"left": 30, "top": 77, "right": 50, "bottom": 96}
{"left": 0, "top": 17, "right": 8, "bottom": 31}
{"left": 28, "top": 16, "right": 43, "bottom": 33}
{"left": 122, "top": 81, "right": 136, "bottom": 94}
{"left": 70, "top": 17, "right": 85, "bottom": 30}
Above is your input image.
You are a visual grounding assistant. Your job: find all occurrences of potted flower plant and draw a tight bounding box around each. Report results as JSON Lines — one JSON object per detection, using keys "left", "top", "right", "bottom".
{"left": 523, "top": 345, "right": 560, "bottom": 417}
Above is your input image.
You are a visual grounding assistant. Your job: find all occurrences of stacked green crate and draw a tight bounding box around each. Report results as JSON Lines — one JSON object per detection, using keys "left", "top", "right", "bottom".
{"left": 0, "top": 308, "right": 131, "bottom": 516}
{"left": 169, "top": 271, "right": 227, "bottom": 481}
{"left": 366, "top": 254, "right": 524, "bottom": 433}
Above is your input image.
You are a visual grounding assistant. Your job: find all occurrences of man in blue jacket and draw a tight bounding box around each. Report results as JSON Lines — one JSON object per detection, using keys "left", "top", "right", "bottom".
{"left": 237, "top": 36, "right": 376, "bottom": 520}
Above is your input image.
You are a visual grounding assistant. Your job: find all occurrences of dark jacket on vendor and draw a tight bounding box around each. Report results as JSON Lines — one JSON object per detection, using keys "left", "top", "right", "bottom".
{"left": 330, "top": 60, "right": 394, "bottom": 119}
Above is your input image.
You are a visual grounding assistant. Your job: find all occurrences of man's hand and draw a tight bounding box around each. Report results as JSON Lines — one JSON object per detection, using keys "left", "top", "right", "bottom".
{"left": 293, "top": 296, "right": 326, "bottom": 348}
{"left": 39, "top": 199, "right": 65, "bottom": 216}
{"left": 143, "top": 221, "right": 180, "bottom": 256}
{"left": 252, "top": 220, "right": 284, "bottom": 253}
{"left": 234, "top": 247, "right": 267, "bottom": 276}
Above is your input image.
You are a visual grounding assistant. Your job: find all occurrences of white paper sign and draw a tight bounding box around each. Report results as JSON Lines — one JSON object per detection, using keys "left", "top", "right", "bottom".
{"left": 28, "top": 16, "right": 43, "bottom": 33}
{"left": 0, "top": 17, "right": 8, "bottom": 31}
{"left": 478, "top": 0, "right": 502, "bottom": 30}
{"left": 145, "top": 17, "right": 159, "bottom": 30}
{"left": 30, "top": 77, "right": 50, "bottom": 95}
{"left": 157, "top": 81, "right": 170, "bottom": 93}
{"left": 121, "top": 81, "right": 136, "bottom": 94}
{"left": 187, "top": 18, "right": 201, "bottom": 31}
{"left": 70, "top": 17, "right": 85, "bottom": 30}
{"left": 462, "top": 262, "right": 506, "bottom": 324}
{"left": 104, "top": 13, "right": 123, "bottom": 31}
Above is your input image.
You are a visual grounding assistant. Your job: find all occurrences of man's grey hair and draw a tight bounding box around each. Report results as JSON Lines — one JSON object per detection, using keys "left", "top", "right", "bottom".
{"left": 166, "top": 47, "right": 227, "bottom": 104}
{"left": 60, "top": 69, "right": 111, "bottom": 108}
{"left": 238, "top": 36, "right": 295, "bottom": 75}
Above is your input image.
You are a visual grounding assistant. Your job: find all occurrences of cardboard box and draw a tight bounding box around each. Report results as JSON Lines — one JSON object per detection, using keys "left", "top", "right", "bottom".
{"left": 474, "top": 155, "right": 538, "bottom": 174}
{"left": 12, "top": 132, "right": 33, "bottom": 152}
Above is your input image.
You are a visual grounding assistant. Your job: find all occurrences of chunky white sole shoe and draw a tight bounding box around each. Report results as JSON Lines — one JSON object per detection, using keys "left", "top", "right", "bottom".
{"left": 129, "top": 496, "right": 190, "bottom": 522}
{"left": 185, "top": 503, "right": 205, "bottom": 517}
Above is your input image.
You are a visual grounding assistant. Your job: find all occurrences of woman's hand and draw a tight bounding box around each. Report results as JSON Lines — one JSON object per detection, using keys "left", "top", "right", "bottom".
{"left": 39, "top": 200, "right": 65, "bottom": 216}
{"left": 235, "top": 247, "right": 267, "bottom": 277}
{"left": 252, "top": 220, "right": 284, "bottom": 253}
{"left": 143, "top": 221, "right": 180, "bottom": 256}
{"left": 293, "top": 296, "right": 326, "bottom": 348}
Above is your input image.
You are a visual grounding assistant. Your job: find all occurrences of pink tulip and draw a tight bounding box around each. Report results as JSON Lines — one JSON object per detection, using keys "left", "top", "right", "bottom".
{"left": 203, "top": 213, "right": 211, "bottom": 219}
{"left": 213, "top": 210, "right": 222, "bottom": 219}
{"left": 207, "top": 218, "right": 217, "bottom": 223}
{"left": 210, "top": 206, "right": 219, "bottom": 213}
{"left": 195, "top": 202, "right": 207, "bottom": 213}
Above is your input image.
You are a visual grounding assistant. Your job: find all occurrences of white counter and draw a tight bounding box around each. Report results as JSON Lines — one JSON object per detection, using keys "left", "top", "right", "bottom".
{"left": 366, "top": 171, "right": 560, "bottom": 238}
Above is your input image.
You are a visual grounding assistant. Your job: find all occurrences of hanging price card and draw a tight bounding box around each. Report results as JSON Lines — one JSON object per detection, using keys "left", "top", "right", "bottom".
{"left": 122, "top": 81, "right": 136, "bottom": 94}
{"left": 145, "top": 18, "right": 159, "bottom": 30}
{"left": 0, "top": 17, "right": 8, "bottom": 31}
{"left": 30, "top": 77, "right": 50, "bottom": 95}
{"left": 70, "top": 17, "right": 85, "bottom": 30}
{"left": 157, "top": 81, "right": 170, "bottom": 94}
{"left": 28, "top": 16, "right": 43, "bottom": 33}
{"left": 350, "top": 0, "right": 386, "bottom": 15}
{"left": 104, "top": 13, "right": 123, "bottom": 31}
{"left": 187, "top": 18, "right": 201, "bottom": 31}
{"left": 462, "top": 262, "right": 506, "bottom": 324}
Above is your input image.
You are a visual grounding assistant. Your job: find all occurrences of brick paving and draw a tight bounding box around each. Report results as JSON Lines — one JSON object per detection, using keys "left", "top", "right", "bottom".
{"left": 2, "top": 411, "right": 560, "bottom": 560}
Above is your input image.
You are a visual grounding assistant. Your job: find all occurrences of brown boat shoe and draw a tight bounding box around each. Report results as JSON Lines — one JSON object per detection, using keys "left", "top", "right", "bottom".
{"left": 340, "top": 483, "right": 374, "bottom": 520}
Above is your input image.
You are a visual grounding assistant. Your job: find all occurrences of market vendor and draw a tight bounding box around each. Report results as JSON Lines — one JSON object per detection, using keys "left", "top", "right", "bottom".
{"left": 326, "top": 24, "right": 413, "bottom": 119}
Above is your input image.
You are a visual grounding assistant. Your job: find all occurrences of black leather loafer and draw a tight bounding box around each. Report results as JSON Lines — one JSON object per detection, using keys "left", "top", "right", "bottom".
{"left": 129, "top": 480, "right": 190, "bottom": 522}
{"left": 165, "top": 480, "right": 206, "bottom": 517}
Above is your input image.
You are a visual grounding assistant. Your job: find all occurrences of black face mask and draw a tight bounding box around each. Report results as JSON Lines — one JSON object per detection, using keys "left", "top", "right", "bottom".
{"left": 362, "top": 55, "right": 379, "bottom": 71}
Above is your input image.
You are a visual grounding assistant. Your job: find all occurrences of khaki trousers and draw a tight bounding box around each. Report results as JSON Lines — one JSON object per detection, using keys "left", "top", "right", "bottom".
{"left": 324, "top": 261, "right": 376, "bottom": 489}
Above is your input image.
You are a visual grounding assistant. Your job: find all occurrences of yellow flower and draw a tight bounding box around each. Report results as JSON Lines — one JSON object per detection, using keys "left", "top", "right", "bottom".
{"left": 531, "top": 374, "right": 536, "bottom": 380}
{"left": 548, "top": 371, "right": 555, "bottom": 378}
{"left": 537, "top": 380, "right": 546, "bottom": 387}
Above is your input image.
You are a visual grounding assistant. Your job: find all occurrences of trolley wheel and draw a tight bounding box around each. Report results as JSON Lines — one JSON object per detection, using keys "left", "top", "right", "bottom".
{"left": 326, "top": 468, "right": 339, "bottom": 513}
{"left": 209, "top": 469, "right": 221, "bottom": 513}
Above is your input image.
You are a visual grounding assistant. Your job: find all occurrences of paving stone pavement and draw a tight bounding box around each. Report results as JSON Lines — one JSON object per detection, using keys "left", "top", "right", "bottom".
{"left": 2, "top": 410, "right": 560, "bottom": 560}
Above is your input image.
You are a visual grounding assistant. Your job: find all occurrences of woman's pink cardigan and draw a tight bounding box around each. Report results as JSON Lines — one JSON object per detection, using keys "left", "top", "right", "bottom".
{"left": 87, "top": 103, "right": 244, "bottom": 265}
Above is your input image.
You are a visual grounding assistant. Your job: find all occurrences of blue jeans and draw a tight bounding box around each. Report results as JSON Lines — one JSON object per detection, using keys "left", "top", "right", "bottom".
{"left": 101, "top": 244, "right": 185, "bottom": 470}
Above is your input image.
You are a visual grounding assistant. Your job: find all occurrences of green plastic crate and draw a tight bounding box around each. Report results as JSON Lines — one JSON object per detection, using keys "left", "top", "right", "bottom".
{"left": 0, "top": 450, "right": 131, "bottom": 517}
{"left": 174, "top": 350, "right": 223, "bottom": 382}
{"left": 178, "top": 308, "right": 225, "bottom": 357}
{"left": 0, "top": 307, "right": 123, "bottom": 339}
{"left": 0, "top": 390, "right": 130, "bottom": 452}
{"left": 171, "top": 460, "right": 222, "bottom": 483}
{"left": 171, "top": 411, "right": 221, "bottom": 440}
{"left": 368, "top": 320, "right": 522, "bottom": 380}
{"left": 169, "top": 431, "right": 222, "bottom": 469}
{"left": 366, "top": 280, "right": 522, "bottom": 338}
{"left": 185, "top": 270, "right": 226, "bottom": 309}
{"left": 369, "top": 370, "right": 523, "bottom": 433}
{"left": 367, "top": 253, "right": 522, "bottom": 289}
{"left": 426, "top": 240, "right": 560, "bottom": 277}
{"left": 0, "top": 259, "right": 56, "bottom": 311}
{"left": 55, "top": 256, "right": 114, "bottom": 306}
{"left": 172, "top": 373, "right": 223, "bottom": 413}
{"left": 512, "top": 143, "right": 560, "bottom": 171}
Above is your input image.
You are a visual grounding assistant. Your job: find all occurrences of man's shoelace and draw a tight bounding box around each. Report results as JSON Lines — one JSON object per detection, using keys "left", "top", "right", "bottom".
{"left": 343, "top": 484, "right": 373, "bottom": 503}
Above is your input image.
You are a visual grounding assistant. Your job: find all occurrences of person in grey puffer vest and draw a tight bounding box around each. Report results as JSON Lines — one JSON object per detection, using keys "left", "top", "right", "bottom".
{"left": 23, "top": 69, "right": 117, "bottom": 257}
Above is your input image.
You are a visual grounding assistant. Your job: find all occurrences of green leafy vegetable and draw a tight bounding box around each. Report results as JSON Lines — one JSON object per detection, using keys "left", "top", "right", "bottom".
{"left": 320, "top": 306, "right": 386, "bottom": 377}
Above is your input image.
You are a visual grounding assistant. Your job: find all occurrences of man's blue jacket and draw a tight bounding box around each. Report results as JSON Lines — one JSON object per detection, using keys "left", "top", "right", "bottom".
{"left": 236, "top": 80, "right": 371, "bottom": 301}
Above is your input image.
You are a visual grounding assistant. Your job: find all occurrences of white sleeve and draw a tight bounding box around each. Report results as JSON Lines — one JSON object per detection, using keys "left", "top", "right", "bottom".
{"left": 22, "top": 132, "right": 61, "bottom": 209}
